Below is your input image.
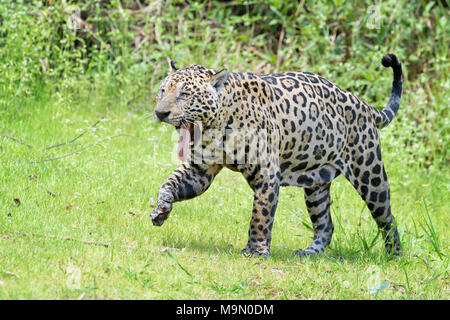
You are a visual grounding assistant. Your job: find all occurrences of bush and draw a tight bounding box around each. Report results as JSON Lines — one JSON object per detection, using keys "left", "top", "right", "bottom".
{"left": 0, "top": 0, "right": 448, "bottom": 168}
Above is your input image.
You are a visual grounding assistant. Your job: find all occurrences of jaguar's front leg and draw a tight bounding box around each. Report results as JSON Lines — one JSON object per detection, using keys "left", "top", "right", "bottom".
{"left": 151, "top": 163, "right": 222, "bottom": 226}
{"left": 241, "top": 166, "right": 280, "bottom": 258}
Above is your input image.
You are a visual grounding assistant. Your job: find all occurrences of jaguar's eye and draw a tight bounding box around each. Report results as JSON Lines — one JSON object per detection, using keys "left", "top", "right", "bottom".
{"left": 178, "top": 92, "right": 190, "bottom": 100}
{"left": 157, "top": 88, "right": 165, "bottom": 98}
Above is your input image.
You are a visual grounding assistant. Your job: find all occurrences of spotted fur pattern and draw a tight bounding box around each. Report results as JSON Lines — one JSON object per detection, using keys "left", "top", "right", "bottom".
{"left": 151, "top": 54, "right": 403, "bottom": 258}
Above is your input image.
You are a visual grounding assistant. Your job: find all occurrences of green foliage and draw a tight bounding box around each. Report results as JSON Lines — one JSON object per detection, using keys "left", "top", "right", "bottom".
{"left": 0, "top": 0, "right": 448, "bottom": 168}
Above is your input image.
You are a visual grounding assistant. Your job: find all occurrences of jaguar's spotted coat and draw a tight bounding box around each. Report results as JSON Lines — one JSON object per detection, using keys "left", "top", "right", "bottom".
{"left": 151, "top": 54, "right": 403, "bottom": 258}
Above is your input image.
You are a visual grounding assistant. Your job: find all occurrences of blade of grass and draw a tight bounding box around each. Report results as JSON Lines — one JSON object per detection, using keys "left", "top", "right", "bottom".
{"left": 166, "top": 251, "right": 193, "bottom": 278}
{"left": 420, "top": 198, "right": 445, "bottom": 260}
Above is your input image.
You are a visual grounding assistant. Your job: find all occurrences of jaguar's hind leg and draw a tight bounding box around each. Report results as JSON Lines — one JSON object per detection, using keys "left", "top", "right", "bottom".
{"left": 344, "top": 156, "right": 402, "bottom": 257}
{"left": 364, "top": 168, "right": 401, "bottom": 256}
{"left": 294, "top": 183, "right": 334, "bottom": 257}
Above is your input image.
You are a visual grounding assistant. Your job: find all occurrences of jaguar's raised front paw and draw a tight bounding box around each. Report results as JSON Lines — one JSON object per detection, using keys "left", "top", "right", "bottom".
{"left": 150, "top": 200, "right": 172, "bottom": 226}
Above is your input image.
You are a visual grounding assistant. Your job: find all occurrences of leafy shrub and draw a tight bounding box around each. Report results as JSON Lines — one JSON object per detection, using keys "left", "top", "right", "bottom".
{"left": 0, "top": 0, "right": 448, "bottom": 168}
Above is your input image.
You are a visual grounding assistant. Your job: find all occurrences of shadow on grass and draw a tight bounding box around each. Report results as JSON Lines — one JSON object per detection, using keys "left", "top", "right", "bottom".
{"left": 161, "top": 233, "right": 395, "bottom": 265}
{"left": 268, "top": 244, "right": 398, "bottom": 265}
{"left": 162, "top": 237, "right": 236, "bottom": 256}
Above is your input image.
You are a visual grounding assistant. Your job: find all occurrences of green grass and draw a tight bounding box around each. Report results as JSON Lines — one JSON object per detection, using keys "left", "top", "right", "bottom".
{"left": 0, "top": 83, "right": 448, "bottom": 300}
{"left": 0, "top": 0, "right": 448, "bottom": 300}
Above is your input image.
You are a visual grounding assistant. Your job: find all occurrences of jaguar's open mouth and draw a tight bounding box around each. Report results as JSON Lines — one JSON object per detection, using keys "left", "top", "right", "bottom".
{"left": 176, "top": 123, "right": 194, "bottom": 162}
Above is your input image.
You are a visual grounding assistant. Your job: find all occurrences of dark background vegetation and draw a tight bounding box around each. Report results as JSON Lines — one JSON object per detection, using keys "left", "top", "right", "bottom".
{"left": 0, "top": 0, "right": 448, "bottom": 168}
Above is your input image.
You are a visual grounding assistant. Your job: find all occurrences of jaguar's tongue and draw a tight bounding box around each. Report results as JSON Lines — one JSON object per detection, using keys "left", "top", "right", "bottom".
{"left": 177, "top": 124, "right": 193, "bottom": 162}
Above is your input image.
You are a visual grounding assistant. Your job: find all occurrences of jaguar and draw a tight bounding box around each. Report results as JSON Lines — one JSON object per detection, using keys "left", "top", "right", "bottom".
{"left": 150, "top": 54, "right": 403, "bottom": 258}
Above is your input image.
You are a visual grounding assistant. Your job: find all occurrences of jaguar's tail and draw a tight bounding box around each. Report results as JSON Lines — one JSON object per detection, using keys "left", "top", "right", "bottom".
{"left": 371, "top": 54, "right": 403, "bottom": 129}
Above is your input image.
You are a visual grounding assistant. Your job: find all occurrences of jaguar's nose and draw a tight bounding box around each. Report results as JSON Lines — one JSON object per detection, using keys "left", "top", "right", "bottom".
{"left": 155, "top": 110, "right": 171, "bottom": 121}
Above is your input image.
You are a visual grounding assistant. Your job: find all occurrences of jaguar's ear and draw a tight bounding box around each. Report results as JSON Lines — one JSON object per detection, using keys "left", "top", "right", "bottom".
{"left": 210, "top": 69, "right": 229, "bottom": 93}
{"left": 167, "top": 57, "right": 177, "bottom": 73}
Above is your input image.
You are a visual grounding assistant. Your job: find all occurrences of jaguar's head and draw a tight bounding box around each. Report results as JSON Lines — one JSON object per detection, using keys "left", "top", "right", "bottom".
{"left": 153, "top": 59, "right": 228, "bottom": 161}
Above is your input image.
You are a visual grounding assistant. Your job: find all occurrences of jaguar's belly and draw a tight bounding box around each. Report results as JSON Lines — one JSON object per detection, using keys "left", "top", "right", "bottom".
{"left": 281, "top": 164, "right": 341, "bottom": 187}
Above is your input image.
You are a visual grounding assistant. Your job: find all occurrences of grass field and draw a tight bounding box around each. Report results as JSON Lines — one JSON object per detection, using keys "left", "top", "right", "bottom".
{"left": 0, "top": 79, "right": 448, "bottom": 300}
